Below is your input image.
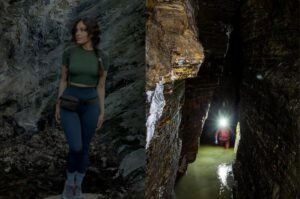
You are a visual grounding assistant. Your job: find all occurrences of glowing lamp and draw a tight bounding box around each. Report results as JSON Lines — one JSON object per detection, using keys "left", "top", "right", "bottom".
{"left": 218, "top": 117, "right": 228, "bottom": 128}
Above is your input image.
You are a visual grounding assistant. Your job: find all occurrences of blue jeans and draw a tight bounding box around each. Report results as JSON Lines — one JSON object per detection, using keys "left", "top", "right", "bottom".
{"left": 60, "top": 85, "right": 100, "bottom": 173}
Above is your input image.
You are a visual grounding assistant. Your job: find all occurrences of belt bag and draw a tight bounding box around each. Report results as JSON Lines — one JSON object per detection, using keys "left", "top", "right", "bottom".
{"left": 60, "top": 94, "right": 80, "bottom": 111}
{"left": 59, "top": 94, "right": 98, "bottom": 111}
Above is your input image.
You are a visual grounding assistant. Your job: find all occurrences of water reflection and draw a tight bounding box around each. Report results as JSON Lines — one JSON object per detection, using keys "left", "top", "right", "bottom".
{"left": 217, "top": 163, "right": 232, "bottom": 194}
{"left": 175, "top": 145, "right": 235, "bottom": 199}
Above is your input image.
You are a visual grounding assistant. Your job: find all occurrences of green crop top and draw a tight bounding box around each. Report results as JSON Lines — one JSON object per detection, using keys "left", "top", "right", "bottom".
{"left": 62, "top": 44, "right": 110, "bottom": 86}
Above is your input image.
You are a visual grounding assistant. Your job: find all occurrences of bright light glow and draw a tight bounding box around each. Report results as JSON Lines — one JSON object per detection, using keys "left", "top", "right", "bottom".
{"left": 256, "top": 74, "right": 263, "bottom": 80}
{"left": 218, "top": 117, "right": 228, "bottom": 128}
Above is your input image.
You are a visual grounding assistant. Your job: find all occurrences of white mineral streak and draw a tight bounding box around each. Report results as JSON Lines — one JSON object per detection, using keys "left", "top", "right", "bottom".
{"left": 146, "top": 81, "right": 166, "bottom": 149}
{"left": 171, "top": 70, "right": 176, "bottom": 81}
{"left": 224, "top": 24, "right": 233, "bottom": 58}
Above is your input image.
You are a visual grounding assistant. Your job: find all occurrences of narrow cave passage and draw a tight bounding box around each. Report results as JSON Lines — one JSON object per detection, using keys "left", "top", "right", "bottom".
{"left": 145, "top": 0, "right": 298, "bottom": 198}
{"left": 175, "top": 8, "right": 242, "bottom": 199}
{"left": 175, "top": 101, "right": 240, "bottom": 199}
{"left": 174, "top": 0, "right": 299, "bottom": 197}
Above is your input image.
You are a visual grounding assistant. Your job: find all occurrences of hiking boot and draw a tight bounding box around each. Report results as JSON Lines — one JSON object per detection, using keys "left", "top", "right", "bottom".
{"left": 61, "top": 181, "right": 75, "bottom": 199}
{"left": 74, "top": 185, "right": 84, "bottom": 199}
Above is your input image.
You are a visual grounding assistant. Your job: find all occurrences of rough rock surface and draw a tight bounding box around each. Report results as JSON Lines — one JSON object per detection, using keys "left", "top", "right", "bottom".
{"left": 145, "top": 0, "right": 204, "bottom": 198}
{"left": 0, "top": 124, "right": 127, "bottom": 199}
{"left": 146, "top": 0, "right": 204, "bottom": 89}
{"left": 233, "top": 0, "right": 300, "bottom": 198}
{"left": 0, "top": 0, "right": 78, "bottom": 132}
{"left": 45, "top": 193, "right": 104, "bottom": 199}
{"left": 177, "top": 75, "right": 218, "bottom": 177}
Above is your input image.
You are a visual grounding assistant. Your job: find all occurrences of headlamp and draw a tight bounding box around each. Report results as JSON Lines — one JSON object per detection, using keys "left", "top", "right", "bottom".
{"left": 218, "top": 117, "right": 228, "bottom": 128}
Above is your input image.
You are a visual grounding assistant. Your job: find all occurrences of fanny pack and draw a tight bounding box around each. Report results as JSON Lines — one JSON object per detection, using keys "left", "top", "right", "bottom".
{"left": 59, "top": 94, "right": 98, "bottom": 111}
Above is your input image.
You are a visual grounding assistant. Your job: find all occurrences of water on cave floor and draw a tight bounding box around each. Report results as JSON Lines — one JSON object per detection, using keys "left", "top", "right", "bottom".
{"left": 175, "top": 145, "right": 235, "bottom": 199}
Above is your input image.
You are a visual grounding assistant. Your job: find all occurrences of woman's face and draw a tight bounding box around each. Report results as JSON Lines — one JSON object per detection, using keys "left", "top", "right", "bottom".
{"left": 75, "top": 21, "right": 92, "bottom": 45}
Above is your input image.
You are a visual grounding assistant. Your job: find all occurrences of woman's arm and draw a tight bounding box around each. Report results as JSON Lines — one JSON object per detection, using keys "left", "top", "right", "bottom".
{"left": 95, "top": 72, "right": 106, "bottom": 131}
{"left": 56, "top": 64, "right": 68, "bottom": 104}
{"left": 215, "top": 130, "right": 220, "bottom": 144}
{"left": 96, "top": 71, "right": 108, "bottom": 115}
{"left": 55, "top": 64, "right": 68, "bottom": 125}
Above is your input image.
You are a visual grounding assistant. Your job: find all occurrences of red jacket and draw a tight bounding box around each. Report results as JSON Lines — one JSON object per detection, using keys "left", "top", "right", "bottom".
{"left": 215, "top": 127, "right": 231, "bottom": 141}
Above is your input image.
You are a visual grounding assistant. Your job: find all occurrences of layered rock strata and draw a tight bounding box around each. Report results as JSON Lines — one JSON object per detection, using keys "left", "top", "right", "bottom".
{"left": 145, "top": 0, "right": 204, "bottom": 198}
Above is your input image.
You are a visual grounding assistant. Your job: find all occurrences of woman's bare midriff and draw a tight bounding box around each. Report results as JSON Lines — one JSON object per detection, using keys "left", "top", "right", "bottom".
{"left": 69, "top": 81, "right": 97, "bottom": 88}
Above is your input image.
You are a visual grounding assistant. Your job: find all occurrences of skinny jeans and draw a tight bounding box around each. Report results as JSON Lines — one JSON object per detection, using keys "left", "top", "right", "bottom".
{"left": 60, "top": 85, "right": 100, "bottom": 173}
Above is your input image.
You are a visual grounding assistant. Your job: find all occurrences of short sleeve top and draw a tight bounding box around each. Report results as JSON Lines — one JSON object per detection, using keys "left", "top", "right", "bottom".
{"left": 62, "top": 44, "right": 110, "bottom": 85}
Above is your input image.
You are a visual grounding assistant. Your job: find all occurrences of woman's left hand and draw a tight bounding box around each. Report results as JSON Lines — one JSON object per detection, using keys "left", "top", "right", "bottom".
{"left": 96, "top": 114, "right": 104, "bottom": 131}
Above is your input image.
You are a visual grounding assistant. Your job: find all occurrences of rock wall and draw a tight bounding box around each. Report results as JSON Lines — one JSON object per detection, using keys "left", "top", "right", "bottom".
{"left": 177, "top": 74, "right": 218, "bottom": 177}
{"left": 0, "top": 0, "right": 78, "bottom": 132}
{"left": 145, "top": 0, "right": 204, "bottom": 198}
{"left": 0, "top": 0, "right": 145, "bottom": 198}
{"left": 233, "top": 0, "right": 300, "bottom": 198}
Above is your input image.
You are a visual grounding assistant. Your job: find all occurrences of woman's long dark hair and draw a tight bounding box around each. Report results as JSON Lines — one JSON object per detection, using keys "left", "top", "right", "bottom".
{"left": 71, "top": 17, "right": 104, "bottom": 77}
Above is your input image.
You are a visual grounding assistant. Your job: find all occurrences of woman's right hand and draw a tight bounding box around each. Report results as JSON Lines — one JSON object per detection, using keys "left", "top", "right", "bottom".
{"left": 55, "top": 101, "right": 61, "bottom": 125}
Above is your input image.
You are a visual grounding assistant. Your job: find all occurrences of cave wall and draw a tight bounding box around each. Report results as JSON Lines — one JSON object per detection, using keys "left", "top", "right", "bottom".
{"left": 145, "top": 0, "right": 204, "bottom": 198}
{"left": 177, "top": 75, "right": 217, "bottom": 176}
{"left": 0, "top": 0, "right": 77, "bottom": 132}
{"left": 234, "top": 0, "right": 300, "bottom": 198}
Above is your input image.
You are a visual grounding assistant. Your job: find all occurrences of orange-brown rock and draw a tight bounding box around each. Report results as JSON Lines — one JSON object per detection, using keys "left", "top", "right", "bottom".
{"left": 146, "top": 1, "right": 204, "bottom": 90}
{"left": 145, "top": 0, "right": 204, "bottom": 198}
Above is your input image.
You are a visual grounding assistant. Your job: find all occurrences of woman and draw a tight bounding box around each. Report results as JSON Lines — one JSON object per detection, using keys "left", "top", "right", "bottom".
{"left": 55, "top": 17, "right": 109, "bottom": 199}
